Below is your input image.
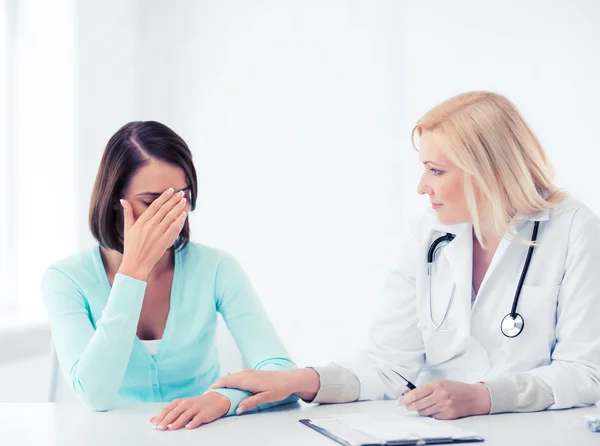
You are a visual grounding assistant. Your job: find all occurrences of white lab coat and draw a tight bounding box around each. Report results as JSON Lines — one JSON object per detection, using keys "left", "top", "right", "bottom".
{"left": 339, "top": 197, "right": 600, "bottom": 409}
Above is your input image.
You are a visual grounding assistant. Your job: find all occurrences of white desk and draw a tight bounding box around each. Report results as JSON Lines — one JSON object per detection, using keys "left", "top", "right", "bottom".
{"left": 1, "top": 401, "right": 598, "bottom": 446}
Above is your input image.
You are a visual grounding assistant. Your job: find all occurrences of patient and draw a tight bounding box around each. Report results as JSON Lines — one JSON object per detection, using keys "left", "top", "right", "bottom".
{"left": 42, "top": 121, "right": 297, "bottom": 430}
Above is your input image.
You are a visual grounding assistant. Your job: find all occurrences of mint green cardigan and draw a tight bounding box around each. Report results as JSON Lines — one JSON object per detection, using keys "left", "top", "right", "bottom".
{"left": 42, "top": 242, "right": 297, "bottom": 413}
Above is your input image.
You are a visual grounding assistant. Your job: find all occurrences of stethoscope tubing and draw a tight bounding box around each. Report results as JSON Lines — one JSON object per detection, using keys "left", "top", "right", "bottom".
{"left": 426, "top": 221, "right": 540, "bottom": 337}
{"left": 509, "top": 221, "right": 540, "bottom": 318}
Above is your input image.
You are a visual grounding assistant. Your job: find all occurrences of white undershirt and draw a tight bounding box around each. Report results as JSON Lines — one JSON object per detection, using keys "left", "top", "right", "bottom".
{"left": 140, "top": 339, "right": 162, "bottom": 356}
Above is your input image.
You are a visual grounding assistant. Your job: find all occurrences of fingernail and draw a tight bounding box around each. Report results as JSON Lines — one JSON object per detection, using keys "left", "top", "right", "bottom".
{"left": 152, "top": 424, "right": 158, "bottom": 430}
{"left": 167, "top": 188, "right": 174, "bottom": 195}
{"left": 236, "top": 405, "right": 245, "bottom": 415}
{"left": 397, "top": 397, "right": 405, "bottom": 406}
{"left": 166, "top": 424, "right": 172, "bottom": 430}
{"left": 185, "top": 423, "right": 191, "bottom": 429}
{"left": 177, "top": 190, "right": 185, "bottom": 197}
{"left": 120, "top": 199, "right": 125, "bottom": 208}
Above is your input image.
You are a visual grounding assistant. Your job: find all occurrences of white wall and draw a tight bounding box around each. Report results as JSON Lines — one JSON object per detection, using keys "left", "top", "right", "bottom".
{"left": 0, "top": 354, "right": 50, "bottom": 402}
{"left": 76, "top": 0, "right": 407, "bottom": 366}
{"left": 1, "top": 0, "right": 76, "bottom": 320}
{"left": 4, "top": 0, "right": 600, "bottom": 400}
{"left": 397, "top": 0, "right": 600, "bottom": 214}
{"left": 74, "top": 0, "right": 600, "bottom": 367}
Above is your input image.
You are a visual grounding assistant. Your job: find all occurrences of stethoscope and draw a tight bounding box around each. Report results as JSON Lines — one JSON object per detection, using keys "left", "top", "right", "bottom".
{"left": 425, "top": 221, "right": 540, "bottom": 338}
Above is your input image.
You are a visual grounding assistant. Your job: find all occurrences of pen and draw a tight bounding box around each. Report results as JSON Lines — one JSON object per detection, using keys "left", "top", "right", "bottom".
{"left": 391, "top": 369, "right": 416, "bottom": 390}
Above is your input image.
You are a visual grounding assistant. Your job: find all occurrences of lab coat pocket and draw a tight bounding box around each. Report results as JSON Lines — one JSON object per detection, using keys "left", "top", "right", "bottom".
{"left": 419, "top": 327, "right": 461, "bottom": 366}
{"left": 501, "top": 283, "right": 560, "bottom": 363}
{"left": 506, "top": 284, "right": 559, "bottom": 337}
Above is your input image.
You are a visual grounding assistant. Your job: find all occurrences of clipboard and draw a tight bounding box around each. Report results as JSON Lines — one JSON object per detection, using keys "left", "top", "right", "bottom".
{"left": 299, "top": 415, "right": 484, "bottom": 446}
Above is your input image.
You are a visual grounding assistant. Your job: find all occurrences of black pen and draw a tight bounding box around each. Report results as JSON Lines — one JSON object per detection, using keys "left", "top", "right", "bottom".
{"left": 391, "top": 369, "right": 416, "bottom": 390}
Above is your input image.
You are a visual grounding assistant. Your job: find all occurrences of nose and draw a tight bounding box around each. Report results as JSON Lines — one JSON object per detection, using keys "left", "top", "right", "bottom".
{"left": 417, "top": 172, "right": 432, "bottom": 196}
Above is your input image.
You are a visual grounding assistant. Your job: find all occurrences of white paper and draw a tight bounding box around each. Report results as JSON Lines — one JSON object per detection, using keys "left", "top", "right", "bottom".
{"left": 331, "top": 412, "right": 478, "bottom": 442}
{"left": 308, "top": 419, "right": 381, "bottom": 446}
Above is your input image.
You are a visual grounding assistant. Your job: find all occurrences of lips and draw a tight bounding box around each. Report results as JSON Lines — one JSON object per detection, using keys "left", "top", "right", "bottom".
{"left": 431, "top": 203, "right": 443, "bottom": 209}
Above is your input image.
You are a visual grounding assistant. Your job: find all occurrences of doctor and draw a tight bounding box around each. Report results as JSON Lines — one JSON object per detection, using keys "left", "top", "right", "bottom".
{"left": 210, "top": 91, "right": 600, "bottom": 419}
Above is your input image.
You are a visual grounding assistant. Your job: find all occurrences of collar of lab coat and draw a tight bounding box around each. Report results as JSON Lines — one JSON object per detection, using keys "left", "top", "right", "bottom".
{"left": 426, "top": 207, "right": 550, "bottom": 311}
{"left": 427, "top": 208, "right": 550, "bottom": 237}
{"left": 510, "top": 208, "right": 550, "bottom": 229}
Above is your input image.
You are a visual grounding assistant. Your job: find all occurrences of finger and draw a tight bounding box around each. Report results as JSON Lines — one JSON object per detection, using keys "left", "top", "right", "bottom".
{"left": 121, "top": 199, "right": 134, "bottom": 233}
{"left": 152, "top": 400, "right": 180, "bottom": 426}
{"left": 407, "top": 393, "right": 438, "bottom": 412}
{"left": 398, "top": 383, "right": 435, "bottom": 406}
{"left": 236, "top": 392, "right": 272, "bottom": 414}
{"left": 162, "top": 210, "right": 187, "bottom": 246}
{"left": 157, "top": 197, "right": 187, "bottom": 233}
{"left": 419, "top": 402, "right": 446, "bottom": 417}
{"left": 208, "top": 377, "right": 229, "bottom": 390}
{"left": 208, "top": 373, "right": 253, "bottom": 391}
{"left": 148, "top": 190, "right": 185, "bottom": 226}
{"left": 166, "top": 409, "right": 196, "bottom": 431}
{"left": 137, "top": 187, "right": 176, "bottom": 224}
{"left": 157, "top": 406, "right": 187, "bottom": 431}
{"left": 185, "top": 413, "right": 207, "bottom": 430}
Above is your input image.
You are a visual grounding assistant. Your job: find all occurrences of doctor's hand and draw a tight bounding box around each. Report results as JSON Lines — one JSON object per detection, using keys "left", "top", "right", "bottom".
{"left": 149, "top": 392, "right": 230, "bottom": 431}
{"left": 208, "top": 369, "right": 320, "bottom": 413}
{"left": 397, "top": 380, "right": 491, "bottom": 420}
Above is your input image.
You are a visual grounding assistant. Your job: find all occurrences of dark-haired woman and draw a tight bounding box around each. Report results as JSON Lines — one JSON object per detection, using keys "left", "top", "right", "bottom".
{"left": 42, "top": 121, "right": 297, "bottom": 431}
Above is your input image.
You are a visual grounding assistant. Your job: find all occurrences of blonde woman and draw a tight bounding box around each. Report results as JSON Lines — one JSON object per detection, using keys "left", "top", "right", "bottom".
{"left": 209, "top": 91, "right": 600, "bottom": 419}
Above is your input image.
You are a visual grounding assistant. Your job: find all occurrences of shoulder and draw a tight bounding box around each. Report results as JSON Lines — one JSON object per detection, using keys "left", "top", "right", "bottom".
{"left": 43, "top": 246, "right": 100, "bottom": 291}
{"left": 180, "top": 242, "right": 247, "bottom": 285}
{"left": 179, "top": 241, "right": 238, "bottom": 271}
{"left": 549, "top": 197, "right": 600, "bottom": 236}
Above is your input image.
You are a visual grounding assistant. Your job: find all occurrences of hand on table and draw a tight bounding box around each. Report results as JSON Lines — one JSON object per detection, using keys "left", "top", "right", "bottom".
{"left": 208, "top": 368, "right": 319, "bottom": 414}
{"left": 150, "top": 392, "right": 230, "bottom": 431}
{"left": 397, "top": 380, "right": 491, "bottom": 420}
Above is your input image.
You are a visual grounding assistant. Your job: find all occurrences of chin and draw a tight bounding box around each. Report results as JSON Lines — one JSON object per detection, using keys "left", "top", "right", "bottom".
{"left": 435, "top": 212, "right": 458, "bottom": 226}
{"left": 436, "top": 211, "right": 470, "bottom": 226}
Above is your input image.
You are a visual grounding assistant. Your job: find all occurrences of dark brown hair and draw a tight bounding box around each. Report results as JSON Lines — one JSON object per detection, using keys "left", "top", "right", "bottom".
{"left": 89, "top": 121, "right": 198, "bottom": 253}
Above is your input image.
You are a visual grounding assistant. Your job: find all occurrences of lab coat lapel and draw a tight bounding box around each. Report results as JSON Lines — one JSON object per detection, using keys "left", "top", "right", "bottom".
{"left": 472, "top": 210, "right": 550, "bottom": 309}
{"left": 438, "top": 223, "right": 472, "bottom": 331}
{"left": 473, "top": 236, "right": 511, "bottom": 305}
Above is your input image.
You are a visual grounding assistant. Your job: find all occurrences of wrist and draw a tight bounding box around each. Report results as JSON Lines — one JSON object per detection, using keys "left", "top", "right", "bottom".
{"left": 472, "top": 383, "right": 491, "bottom": 415}
{"left": 117, "top": 260, "right": 149, "bottom": 282}
{"left": 211, "top": 391, "right": 232, "bottom": 415}
{"left": 207, "top": 389, "right": 231, "bottom": 416}
{"left": 291, "top": 368, "right": 320, "bottom": 402}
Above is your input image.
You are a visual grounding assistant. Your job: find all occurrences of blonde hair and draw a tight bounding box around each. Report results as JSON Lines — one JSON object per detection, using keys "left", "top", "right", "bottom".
{"left": 412, "top": 91, "right": 565, "bottom": 245}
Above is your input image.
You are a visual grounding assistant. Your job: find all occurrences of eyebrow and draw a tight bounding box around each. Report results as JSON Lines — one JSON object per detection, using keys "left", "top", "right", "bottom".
{"left": 422, "top": 160, "right": 444, "bottom": 167}
{"left": 135, "top": 186, "right": 191, "bottom": 197}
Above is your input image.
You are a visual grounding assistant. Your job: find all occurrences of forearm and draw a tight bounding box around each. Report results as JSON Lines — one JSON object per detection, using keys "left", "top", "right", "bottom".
{"left": 483, "top": 373, "right": 555, "bottom": 414}
{"left": 212, "top": 358, "right": 300, "bottom": 416}
{"left": 211, "top": 387, "right": 299, "bottom": 416}
{"left": 299, "top": 364, "right": 360, "bottom": 404}
{"left": 50, "top": 273, "right": 146, "bottom": 410}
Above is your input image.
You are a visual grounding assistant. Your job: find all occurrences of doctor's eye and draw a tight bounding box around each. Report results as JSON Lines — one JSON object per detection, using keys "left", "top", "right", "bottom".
{"left": 430, "top": 168, "right": 443, "bottom": 176}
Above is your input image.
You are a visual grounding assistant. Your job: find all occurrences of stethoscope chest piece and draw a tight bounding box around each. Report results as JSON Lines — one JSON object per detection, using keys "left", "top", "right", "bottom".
{"left": 501, "top": 313, "right": 524, "bottom": 338}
